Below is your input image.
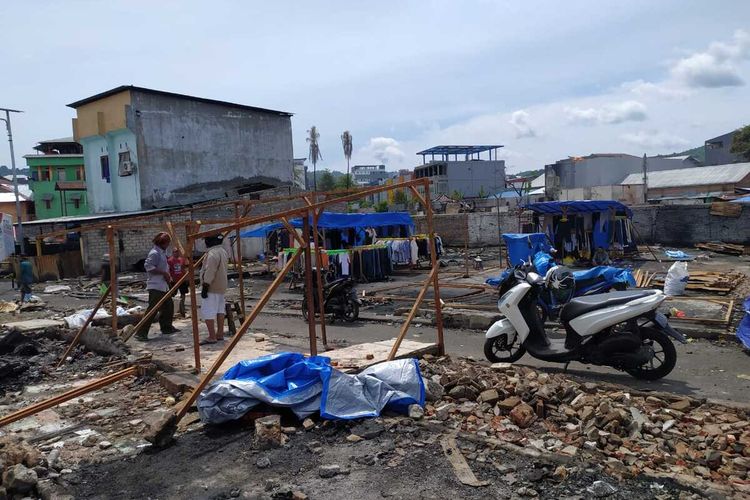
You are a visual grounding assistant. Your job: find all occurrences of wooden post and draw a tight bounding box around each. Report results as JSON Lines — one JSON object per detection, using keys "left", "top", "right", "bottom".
{"left": 187, "top": 223, "right": 201, "bottom": 372}
{"left": 35, "top": 238, "right": 42, "bottom": 258}
{"left": 56, "top": 284, "right": 111, "bottom": 367}
{"left": 424, "top": 182, "right": 445, "bottom": 355}
{"left": 464, "top": 215, "right": 470, "bottom": 278}
{"left": 302, "top": 214, "right": 318, "bottom": 357}
{"left": 176, "top": 249, "right": 303, "bottom": 421}
{"left": 106, "top": 226, "right": 117, "bottom": 333}
{"left": 309, "top": 195, "right": 328, "bottom": 349}
{"left": 234, "top": 203, "right": 246, "bottom": 314}
{"left": 387, "top": 266, "right": 437, "bottom": 360}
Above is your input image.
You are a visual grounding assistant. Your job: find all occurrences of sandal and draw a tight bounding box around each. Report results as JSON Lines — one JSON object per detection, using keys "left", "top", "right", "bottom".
{"left": 199, "top": 338, "right": 218, "bottom": 345}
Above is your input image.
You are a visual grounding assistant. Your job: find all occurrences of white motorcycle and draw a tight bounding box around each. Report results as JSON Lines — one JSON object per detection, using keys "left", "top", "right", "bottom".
{"left": 484, "top": 263, "right": 686, "bottom": 380}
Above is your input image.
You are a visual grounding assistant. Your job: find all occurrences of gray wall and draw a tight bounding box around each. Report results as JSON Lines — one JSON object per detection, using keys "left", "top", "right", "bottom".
{"left": 705, "top": 131, "right": 744, "bottom": 166}
{"left": 445, "top": 160, "right": 505, "bottom": 197}
{"left": 129, "top": 91, "right": 294, "bottom": 208}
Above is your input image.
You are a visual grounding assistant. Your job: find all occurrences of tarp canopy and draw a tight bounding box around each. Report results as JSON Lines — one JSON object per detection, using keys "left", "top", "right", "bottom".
{"left": 240, "top": 212, "right": 414, "bottom": 238}
{"left": 730, "top": 195, "right": 750, "bottom": 204}
{"left": 524, "top": 200, "right": 633, "bottom": 217}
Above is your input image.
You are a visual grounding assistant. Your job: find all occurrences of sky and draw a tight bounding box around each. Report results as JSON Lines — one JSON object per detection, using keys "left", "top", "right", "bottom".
{"left": 1, "top": 1, "right": 749, "bottom": 175}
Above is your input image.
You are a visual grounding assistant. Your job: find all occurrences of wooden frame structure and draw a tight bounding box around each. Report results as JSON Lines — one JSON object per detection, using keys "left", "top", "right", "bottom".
{"left": 2, "top": 178, "right": 446, "bottom": 430}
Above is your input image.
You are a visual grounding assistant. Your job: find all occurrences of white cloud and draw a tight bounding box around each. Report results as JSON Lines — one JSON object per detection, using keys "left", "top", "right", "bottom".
{"left": 509, "top": 110, "right": 536, "bottom": 138}
{"left": 360, "top": 137, "right": 405, "bottom": 165}
{"left": 620, "top": 130, "right": 690, "bottom": 151}
{"left": 621, "top": 79, "right": 689, "bottom": 99}
{"left": 670, "top": 29, "right": 750, "bottom": 88}
{"left": 564, "top": 100, "right": 647, "bottom": 125}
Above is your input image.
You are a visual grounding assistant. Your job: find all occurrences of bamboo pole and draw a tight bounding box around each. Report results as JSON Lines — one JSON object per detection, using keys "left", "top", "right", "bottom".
{"left": 309, "top": 195, "right": 328, "bottom": 349}
{"left": 424, "top": 182, "right": 445, "bottom": 355}
{"left": 302, "top": 215, "right": 318, "bottom": 357}
{"left": 187, "top": 223, "right": 201, "bottom": 371}
{"left": 176, "top": 249, "right": 303, "bottom": 420}
{"left": 0, "top": 367, "right": 137, "bottom": 428}
{"left": 234, "top": 204, "right": 246, "bottom": 314}
{"left": 56, "top": 284, "right": 111, "bottom": 368}
{"left": 106, "top": 226, "right": 118, "bottom": 333}
{"left": 387, "top": 265, "right": 438, "bottom": 360}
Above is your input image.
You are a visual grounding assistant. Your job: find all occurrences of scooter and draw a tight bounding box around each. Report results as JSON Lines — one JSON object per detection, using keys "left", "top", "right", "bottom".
{"left": 484, "top": 261, "right": 686, "bottom": 380}
{"left": 301, "top": 272, "right": 361, "bottom": 323}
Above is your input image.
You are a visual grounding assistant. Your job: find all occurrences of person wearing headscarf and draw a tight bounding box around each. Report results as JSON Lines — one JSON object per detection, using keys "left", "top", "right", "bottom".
{"left": 135, "top": 232, "right": 179, "bottom": 340}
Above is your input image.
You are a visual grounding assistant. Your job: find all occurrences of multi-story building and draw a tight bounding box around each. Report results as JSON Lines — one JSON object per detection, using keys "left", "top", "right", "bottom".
{"left": 24, "top": 137, "right": 88, "bottom": 219}
{"left": 68, "top": 85, "right": 295, "bottom": 213}
{"left": 351, "top": 164, "right": 389, "bottom": 186}
{"left": 705, "top": 130, "right": 745, "bottom": 166}
{"left": 413, "top": 145, "right": 506, "bottom": 199}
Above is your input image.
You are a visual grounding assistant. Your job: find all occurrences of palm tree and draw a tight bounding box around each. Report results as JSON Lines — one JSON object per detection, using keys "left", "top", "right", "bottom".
{"left": 307, "top": 126, "right": 322, "bottom": 191}
{"left": 341, "top": 131, "right": 353, "bottom": 190}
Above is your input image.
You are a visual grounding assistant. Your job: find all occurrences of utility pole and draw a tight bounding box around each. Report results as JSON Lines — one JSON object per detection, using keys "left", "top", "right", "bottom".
{"left": 641, "top": 153, "right": 648, "bottom": 204}
{"left": 0, "top": 108, "right": 25, "bottom": 255}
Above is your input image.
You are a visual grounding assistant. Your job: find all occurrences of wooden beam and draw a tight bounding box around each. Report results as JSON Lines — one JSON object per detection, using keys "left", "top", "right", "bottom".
{"left": 424, "top": 182, "right": 445, "bottom": 356}
{"left": 234, "top": 204, "right": 246, "bottom": 315}
{"left": 388, "top": 265, "right": 438, "bottom": 360}
{"left": 302, "top": 216, "right": 318, "bottom": 357}
{"left": 56, "top": 284, "right": 111, "bottom": 368}
{"left": 187, "top": 223, "right": 201, "bottom": 371}
{"left": 106, "top": 226, "right": 118, "bottom": 333}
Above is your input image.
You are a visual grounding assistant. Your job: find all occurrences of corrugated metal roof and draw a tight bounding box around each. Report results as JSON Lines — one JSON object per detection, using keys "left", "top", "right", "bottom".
{"left": 621, "top": 163, "right": 750, "bottom": 188}
{"left": 531, "top": 174, "right": 545, "bottom": 188}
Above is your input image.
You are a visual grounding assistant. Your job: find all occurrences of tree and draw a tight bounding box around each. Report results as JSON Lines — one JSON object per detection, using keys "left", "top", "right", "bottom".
{"left": 451, "top": 190, "right": 464, "bottom": 201}
{"left": 731, "top": 125, "right": 750, "bottom": 161}
{"left": 341, "top": 131, "right": 353, "bottom": 190}
{"left": 393, "top": 190, "right": 408, "bottom": 205}
{"left": 318, "top": 170, "right": 336, "bottom": 191}
{"left": 307, "top": 126, "right": 322, "bottom": 190}
{"left": 335, "top": 174, "right": 353, "bottom": 190}
{"left": 375, "top": 200, "right": 389, "bottom": 212}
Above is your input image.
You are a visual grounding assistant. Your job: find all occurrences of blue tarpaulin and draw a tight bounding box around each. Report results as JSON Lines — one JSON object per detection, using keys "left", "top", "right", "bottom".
{"left": 524, "top": 200, "right": 633, "bottom": 217}
{"left": 197, "top": 352, "right": 425, "bottom": 423}
{"left": 730, "top": 195, "right": 750, "bottom": 204}
{"left": 240, "top": 212, "right": 414, "bottom": 238}
{"left": 737, "top": 297, "right": 750, "bottom": 350}
{"left": 503, "top": 233, "right": 552, "bottom": 267}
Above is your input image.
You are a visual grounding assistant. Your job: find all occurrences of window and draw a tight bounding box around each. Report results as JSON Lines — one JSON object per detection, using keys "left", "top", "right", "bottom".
{"left": 100, "top": 156, "right": 110, "bottom": 183}
{"left": 72, "top": 198, "right": 81, "bottom": 209}
{"left": 56, "top": 168, "right": 66, "bottom": 181}
{"left": 75, "top": 167, "right": 84, "bottom": 181}
{"left": 44, "top": 199, "right": 52, "bottom": 209}
{"left": 38, "top": 166, "right": 51, "bottom": 181}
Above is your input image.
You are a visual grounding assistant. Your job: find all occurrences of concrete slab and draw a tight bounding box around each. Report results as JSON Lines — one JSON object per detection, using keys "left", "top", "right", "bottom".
{"left": 2, "top": 318, "right": 65, "bottom": 332}
{"left": 325, "top": 339, "right": 438, "bottom": 371}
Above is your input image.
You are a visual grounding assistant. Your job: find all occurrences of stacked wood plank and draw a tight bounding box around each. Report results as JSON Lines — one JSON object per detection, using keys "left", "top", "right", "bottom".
{"left": 709, "top": 202, "right": 743, "bottom": 217}
{"left": 649, "top": 270, "right": 745, "bottom": 294}
{"left": 694, "top": 242, "right": 746, "bottom": 255}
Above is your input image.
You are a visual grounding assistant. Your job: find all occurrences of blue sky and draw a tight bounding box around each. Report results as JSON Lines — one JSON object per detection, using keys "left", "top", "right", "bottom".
{"left": 1, "top": 1, "right": 749, "bottom": 174}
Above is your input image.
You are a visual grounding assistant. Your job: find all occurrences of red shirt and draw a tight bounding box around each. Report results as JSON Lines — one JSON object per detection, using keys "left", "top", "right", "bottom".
{"left": 167, "top": 256, "right": 186, "bottom": 280}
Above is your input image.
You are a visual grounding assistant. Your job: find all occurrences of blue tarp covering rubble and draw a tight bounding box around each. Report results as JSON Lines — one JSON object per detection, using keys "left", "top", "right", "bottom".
{"left": 503, "top": 233, "right": 552, "bottom": 267}
{"left": 197, "top": 352, "right": 425, "bottom": 424}
{"left": 240, "top": 212, "right": 415, "bottom": 238}
{"left": 737, "top": 297, "right": 750, "bottom": 350}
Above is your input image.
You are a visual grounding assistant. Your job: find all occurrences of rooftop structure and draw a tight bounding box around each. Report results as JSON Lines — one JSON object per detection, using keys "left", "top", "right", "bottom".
{"left": 621, "top": 163, "right": 750, "bottom": 188}
{"left": 417, "top": 145, "right": 503, "bottom": 163}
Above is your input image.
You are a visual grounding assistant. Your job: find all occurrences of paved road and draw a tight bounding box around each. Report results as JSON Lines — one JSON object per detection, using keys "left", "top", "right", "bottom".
{"left": 251, "top": 311, "right": 750, "bottom": 404}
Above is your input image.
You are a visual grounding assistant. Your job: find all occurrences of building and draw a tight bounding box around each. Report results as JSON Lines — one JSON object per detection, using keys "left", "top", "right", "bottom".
{"left": 293, "top": 158, "right": 307, "bottom": 190}
{"left": 351, "top": 164, "right": 389, "bottom": 186}
{"left": 68, "top": 85, "right": 294, "bottom": 213}
{"left": 24, "top": 137, "right": 88, "bottom": 219}
{"left": 621, "top": 163, "right": 750, "bottom": 203}
{"left": 705, "top": 130, "right": 745, "bottom": 166}
{"left": 545, "top": 153, "right": 702, "bottom": 200}
{"left": 0, "top": 177, "right": 33, "bottom": 223}
{"left": 413, "top": 145, "right": 506, "bottom": 199}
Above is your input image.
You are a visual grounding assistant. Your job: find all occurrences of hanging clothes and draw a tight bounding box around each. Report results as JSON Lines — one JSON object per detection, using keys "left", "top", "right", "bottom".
{"left": 410, "top": 239, "right": 418, "bottom": 265}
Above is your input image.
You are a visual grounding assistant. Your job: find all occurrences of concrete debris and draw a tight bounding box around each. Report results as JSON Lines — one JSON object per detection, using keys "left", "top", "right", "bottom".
{"left": 419, "top": 355, "right": 750, "bottom": 495}
{"left": 318, "top": 464, "right": 343, "bottom": 478}
{"left": 254, "top": 415, "right": 288, "bottom": 450}
{"left": 302, "top": 418, "right": 315, "bottom": 431}
{"left": 408, "top": 404, "right": 425, "bottom": 420}
{"left": 587, "top": 480, "right": 617, "bottom": 497}
{"left": 256, "top": 456, "right": 271, "bottom": 469}
{"left": 2, "top": 464, "right": 38, "bottom": 494}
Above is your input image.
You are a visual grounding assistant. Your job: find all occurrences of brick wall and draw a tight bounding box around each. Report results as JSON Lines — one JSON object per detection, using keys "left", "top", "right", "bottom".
{"left": 631, "top": 204, "right": 750, "bottom": 246}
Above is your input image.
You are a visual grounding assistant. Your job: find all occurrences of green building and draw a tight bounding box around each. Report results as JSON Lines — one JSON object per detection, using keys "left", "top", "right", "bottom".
{"left": 24, "top": 137, "right": 89, "bottom": 219}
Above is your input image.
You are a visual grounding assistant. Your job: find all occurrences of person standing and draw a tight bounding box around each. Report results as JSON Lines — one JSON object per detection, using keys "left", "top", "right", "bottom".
{"left": 135, "top": 232, "right": 179, "bottom": 341}
{"left": 19, "top": 256, "right": 33, "bottom": 303}
{"left": 200, "top": 235, "right": 229, "bottom": 344}
{"left": 168, "top": 247, "right": 188, "bottom": 317}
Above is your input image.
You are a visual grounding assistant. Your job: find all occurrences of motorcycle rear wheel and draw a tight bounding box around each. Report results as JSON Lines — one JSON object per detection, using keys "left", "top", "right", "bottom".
{"left": 626, "top": 327, "right": 677, "bottom": 381}
{"left": 484, "top": 334, "right": 526, "bottom": 363}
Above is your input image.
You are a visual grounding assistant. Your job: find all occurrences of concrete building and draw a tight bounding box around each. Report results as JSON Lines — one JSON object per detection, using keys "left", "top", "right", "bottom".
{"left": 621, "top": 162, "right": 750, "bottom": 203}
{"left": 0, "top": 178, "right": 33, "bottom": 223}
{"left": 68, "top": 85, "right": 294, "bottom": 213}
{"left": 351, "top": 164, "right": 389, "bottom": 186}
{"left": 24, "top": 137, "right": 89, "bottom": 219}
{"left": 413, "top": 145, "right": 505, "bottom": 199}
{"left": 705, "top": 130, "right": 745, "bottom": 166}
{"left": 545, "top": 153, "right": 702, "bottom": 200}
{"left": 293, "top": 158, "right": 307, "bottom": 190}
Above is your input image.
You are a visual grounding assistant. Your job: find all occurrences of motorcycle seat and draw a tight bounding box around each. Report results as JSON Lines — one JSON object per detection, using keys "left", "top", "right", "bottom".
{"left": 560, "top": 290, "right": 658, "bottom": 323}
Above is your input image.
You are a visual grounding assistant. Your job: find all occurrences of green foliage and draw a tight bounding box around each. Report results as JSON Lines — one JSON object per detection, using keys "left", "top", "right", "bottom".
{"left": 731, "top": 125, "right": 750, "bottom": 161}
{"left": 451, "top": 190, "right": 464, "bottom": 201}
{"left": 478, "top": 186, "right": 487, "bottom": 198}
{"left": 359, "top": 199, "right": 373, "bottom": 209}
{"left": 393, "top": 190, "right": 408, "bottom": 205}
{"left": 335, "top": 174, "right": 354, "bottom": 190}
{"left": 375, "top": 200, "right": 389, "bottom": 212}
{"left": 318, "top": 170, "right": 336, "bottom": 191}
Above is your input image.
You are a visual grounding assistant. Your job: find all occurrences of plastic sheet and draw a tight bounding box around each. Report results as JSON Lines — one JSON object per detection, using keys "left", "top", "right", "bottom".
{"left": 63, "top": 306, "right": 142, "bottom": 329}
{"left": 737, "top": 297, "right": 750, "bottom": 350}
{"left": 197, "top": 352, "right": 425, "bottom": 424}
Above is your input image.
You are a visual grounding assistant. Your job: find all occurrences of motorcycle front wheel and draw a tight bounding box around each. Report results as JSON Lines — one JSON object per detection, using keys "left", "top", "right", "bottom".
{"left": 484, "top": 334, "right": 526, "bottom": 363}
{"left": 343, "top": 300, "right": 359, "bottom": 323}
{"left": 626, "top": 327, "right": 677, "bottom": 380}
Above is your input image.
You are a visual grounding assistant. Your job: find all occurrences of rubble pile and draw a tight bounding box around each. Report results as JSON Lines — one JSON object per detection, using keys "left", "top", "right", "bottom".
{"left": 420, "top": 355, "right": 750, "bottom": 495}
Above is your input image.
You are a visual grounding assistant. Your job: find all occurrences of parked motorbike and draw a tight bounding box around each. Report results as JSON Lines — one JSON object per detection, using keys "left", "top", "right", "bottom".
{"left": 490, "top": 251, "right": 634, "bottom": 322}
{"left": 301, "top": 272, "right": 361, "bottom": 323}
{"left": 484, "top": 261, "right": 685, "bottom": 380}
